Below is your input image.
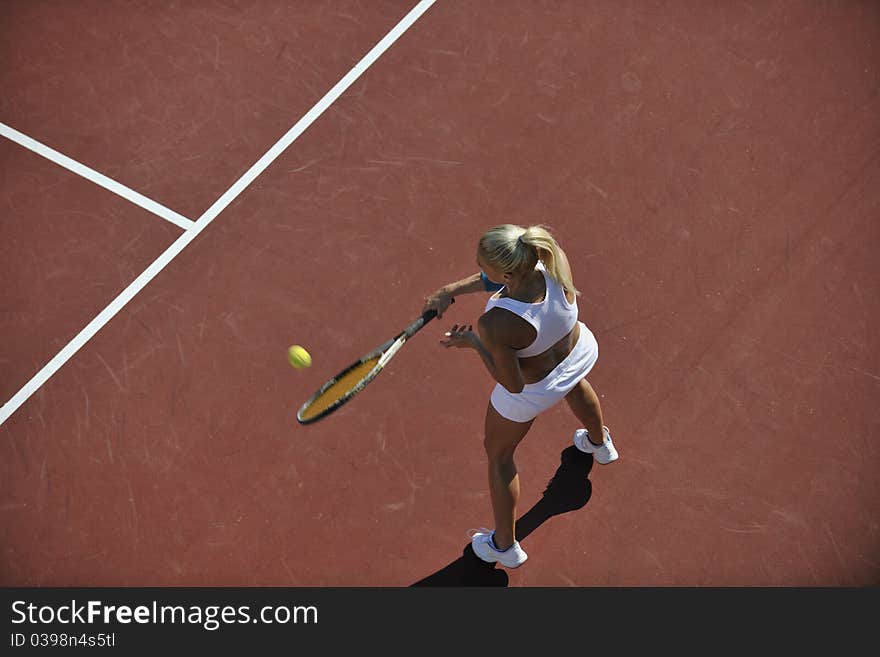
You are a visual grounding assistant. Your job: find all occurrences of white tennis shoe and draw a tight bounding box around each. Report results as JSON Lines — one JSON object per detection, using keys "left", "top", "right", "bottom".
{"left": 573, "top": 425, "right": 618, "bottom": 464}
{"left": 468, "top": 529, "right": 528, "bottom": 568}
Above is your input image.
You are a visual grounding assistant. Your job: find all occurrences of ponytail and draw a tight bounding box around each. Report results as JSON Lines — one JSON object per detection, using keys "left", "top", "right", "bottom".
{"left": 520, "top": 225, "right": 579, "bottom": 297}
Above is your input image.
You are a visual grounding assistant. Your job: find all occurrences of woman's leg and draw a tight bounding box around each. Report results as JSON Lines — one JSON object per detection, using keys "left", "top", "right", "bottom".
{"left": 483, "top": 402, "right": 534, "bottom": 550}
{"left": 565, "top": 378, "right": 605, "bottom": 446}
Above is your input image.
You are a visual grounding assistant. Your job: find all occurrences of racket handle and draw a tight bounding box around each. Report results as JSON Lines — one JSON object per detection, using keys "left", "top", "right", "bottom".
{"left": 411, "top": 298, "right": 455, "bottom": 336}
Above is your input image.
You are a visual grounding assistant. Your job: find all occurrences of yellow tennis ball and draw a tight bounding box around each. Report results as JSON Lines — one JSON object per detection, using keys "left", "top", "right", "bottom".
{"left": 287, "top": 345, "right": 312, "bottom": 369}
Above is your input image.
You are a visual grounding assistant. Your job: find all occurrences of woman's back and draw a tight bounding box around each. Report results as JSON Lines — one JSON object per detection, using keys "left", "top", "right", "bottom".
{"left": 483, "top": 260, "right": 583, "bottom": 384}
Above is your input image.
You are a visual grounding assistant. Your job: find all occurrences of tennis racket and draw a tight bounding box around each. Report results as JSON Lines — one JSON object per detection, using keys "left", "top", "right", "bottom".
{"left": 296, "top": 300, "right": 453, "bottom": 424}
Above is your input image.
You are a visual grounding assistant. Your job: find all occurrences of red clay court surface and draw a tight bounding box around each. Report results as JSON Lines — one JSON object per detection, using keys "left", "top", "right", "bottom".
{"left": 1, "top": 1, "right": 878, "bottom": 586}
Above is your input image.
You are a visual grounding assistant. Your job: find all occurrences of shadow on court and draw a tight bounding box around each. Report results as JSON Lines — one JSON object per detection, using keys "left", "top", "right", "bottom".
{"left": 411, "top": 446, "right": 594, "bottom": 586}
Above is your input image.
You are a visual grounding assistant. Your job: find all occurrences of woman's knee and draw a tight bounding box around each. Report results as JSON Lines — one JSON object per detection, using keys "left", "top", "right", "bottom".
{"left": 482, "top": 427, "right": 526, "bottom": 462}
{"left": 483, "top": 434, "right": 516, "bottom": 462}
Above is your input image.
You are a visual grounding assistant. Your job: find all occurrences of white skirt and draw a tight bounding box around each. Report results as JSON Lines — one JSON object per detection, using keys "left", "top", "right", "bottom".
{"left": 490, "top": 322, "right": 599, "bottom": 423}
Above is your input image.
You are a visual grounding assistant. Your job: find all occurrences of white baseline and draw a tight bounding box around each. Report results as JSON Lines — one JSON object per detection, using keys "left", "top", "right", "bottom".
{"left": 0, "top": 0, "right": 437, "bottom": 427}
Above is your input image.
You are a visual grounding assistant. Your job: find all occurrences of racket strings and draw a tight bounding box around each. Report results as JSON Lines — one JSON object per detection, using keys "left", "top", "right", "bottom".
{"left": 297, "top": 357, "right": 381, "bottom": 421}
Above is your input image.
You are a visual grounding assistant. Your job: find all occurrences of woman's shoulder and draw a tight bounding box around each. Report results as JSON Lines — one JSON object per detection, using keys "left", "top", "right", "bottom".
{"left": 480, "top": 305, "right": 522, "bottom": 333}
{"left": 481, "top": 304, "right": 514, "bottom": 324}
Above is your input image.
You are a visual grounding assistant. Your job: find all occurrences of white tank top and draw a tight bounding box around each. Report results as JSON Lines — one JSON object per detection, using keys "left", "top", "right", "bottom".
{"left": 483, "top": 261, "right": 579, "bottom": 357}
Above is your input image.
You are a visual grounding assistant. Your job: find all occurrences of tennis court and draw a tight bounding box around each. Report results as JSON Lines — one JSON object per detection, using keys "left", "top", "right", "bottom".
{"left": 2, "top": 0, "right": 878, "bottom": 586}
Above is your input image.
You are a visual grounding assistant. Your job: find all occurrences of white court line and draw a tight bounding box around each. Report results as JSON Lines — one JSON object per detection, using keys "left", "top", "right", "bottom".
{"left": 0, "top": 122, "right": 195, "bottom": 230}
{"left": 0, "top": 0, "right": 437, "bottom": 427}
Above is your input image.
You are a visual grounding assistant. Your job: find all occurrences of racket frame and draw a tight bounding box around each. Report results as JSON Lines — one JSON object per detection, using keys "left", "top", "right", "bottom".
{"left": 295, "top": 307, "right": 443, "bottom": 425}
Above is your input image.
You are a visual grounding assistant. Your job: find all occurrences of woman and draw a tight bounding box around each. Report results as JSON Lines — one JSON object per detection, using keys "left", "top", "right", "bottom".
{"left": 422, "top": 224, "right": 618, "bottom": 568}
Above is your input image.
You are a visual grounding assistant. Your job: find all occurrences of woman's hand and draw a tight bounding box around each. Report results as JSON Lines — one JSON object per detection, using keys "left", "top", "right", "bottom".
{"left": 423, "top": 288, "right": 455, "bottom": 318}
{"left": 440, "top": 324, "right": 477, "bottom": 349}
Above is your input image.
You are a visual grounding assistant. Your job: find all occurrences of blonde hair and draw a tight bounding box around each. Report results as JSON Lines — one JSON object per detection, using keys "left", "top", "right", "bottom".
{"left": 478, "top": 224, "right": 579, "bottom": 297}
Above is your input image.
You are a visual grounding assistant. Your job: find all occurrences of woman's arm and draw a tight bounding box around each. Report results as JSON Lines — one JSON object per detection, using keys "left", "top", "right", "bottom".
{"left": 450, "top": 325, "right": 499, "bottom": 381}
{"left": 422, "top": 272, "right": 485, "bottom": 318}
{"left": 440, "top": 315, "right": 525, "bottom": 393}
{"left": 441, "top": 272, "right": 486, "bottom": 297}
{"left": 476, "top": 314, "right": 525, "bottom": 393}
